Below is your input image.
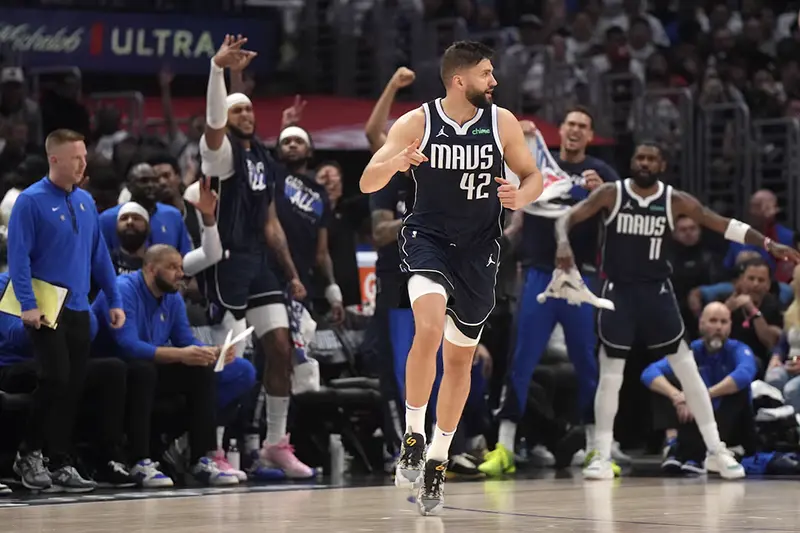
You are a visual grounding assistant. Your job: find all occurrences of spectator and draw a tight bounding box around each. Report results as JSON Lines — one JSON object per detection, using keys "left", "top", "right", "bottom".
{"left": 92, "top": 245, "right": 244, "bottom": 486}
{"left": 158, "top": 67, "right": 203, "bottom": 181}
{"left": 6, "top": 129, "right": 124, "bottom": 492}
{"left": 598, "top": 0, "right": 670, "bottom": 47}
{"left": 39, "top": 73, "right": 90, "bottom": 139}
{"left": 590, "top": 26, "right": 645, "bottom": 82}
{"left": 642, "top": 302, "right": 758, "bottom": 476}
{"left": 765, "top": 264, "right": 800, "bottom": 413}
{"left": 722, "top": 189, "right": 796, "bottom": 282}
{"left": 670, "top": 215, "right": 724, "bottom": 338}
{"left": 722, "top": 258, "right": 783, "bottom": 375}
{"left": 99, "top": 163, "right": 192, "bottom": 256}
{"left": 0, "top": 120, "right": 30, "bottom": 177}
{"left": 0, "top": 67, "right": 42, "bottom": 147}
{"left": 0, "top": 272, "right": 135, "bottom": 489}
{"left": 315, "top": 161, "right": 365, "bottom": 307}
{"left": 568, "top": 11, "right": 596, "bottom": 59}
{"left": 93, "top": 108, "right": 131, "bottom": 161}
{"left": 627, "top": 16, "right": 656, "bottom": 62}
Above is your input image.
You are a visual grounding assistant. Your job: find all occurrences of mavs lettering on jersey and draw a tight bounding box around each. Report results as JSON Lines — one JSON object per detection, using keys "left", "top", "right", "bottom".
{"left": 602, "top": 179, "right": 675, "bottom": 282}
{"left": 403, "top": 98, "right": 505, "bottom": 244}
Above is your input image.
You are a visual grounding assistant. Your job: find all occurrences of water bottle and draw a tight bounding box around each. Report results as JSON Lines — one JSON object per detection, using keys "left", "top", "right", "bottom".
{"left": 329, "top": 434, "right": 345, "bottom": 484}
{"left": 227, "top": 438, "right": 241, "bottom": 471}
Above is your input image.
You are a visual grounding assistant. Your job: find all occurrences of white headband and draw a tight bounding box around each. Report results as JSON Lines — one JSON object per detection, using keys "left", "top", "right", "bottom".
{"left": 118, "top": 202, "right": 150, "bottom": 223}
{"left": 279, "top": 125, "right": 311, "bottom": 146}
{"left": 226, "top": 93, "right": 252, "bottom": 110}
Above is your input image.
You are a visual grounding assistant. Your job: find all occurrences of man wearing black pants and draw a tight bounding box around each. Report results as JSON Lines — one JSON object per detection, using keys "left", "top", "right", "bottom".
{"left": 92, "top": 244, "right": 239, "bottom": 486}
{"left": 6, "top": 129, "right": 125, "bottom": 492}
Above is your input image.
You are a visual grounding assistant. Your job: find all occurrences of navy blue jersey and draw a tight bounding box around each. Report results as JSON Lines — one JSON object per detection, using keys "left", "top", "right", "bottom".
{"left": 521, "top": 154, "right": 620, "bottom": 271}
{"left": 370, "top": 172, "right": 414, "bottom": 274}
{"left": 602, "top": 179, "right": 675, "bottom": 283}
{"left": 201, "top": 135, "right": 275, "bottom": 253}
{"left": 402, "top": 99, "right": 505, "bottom": 246}
{"left": 274, "top": 170, "right": 331, "bottom": 285}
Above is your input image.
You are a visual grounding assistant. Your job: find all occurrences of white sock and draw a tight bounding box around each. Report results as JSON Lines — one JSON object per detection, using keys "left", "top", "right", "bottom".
{"left": 266, "top": 395, "right": 290, "bottom": 446}
{"left": 585, "top": 424, "right": 596, "bottom": 451}
{"left": 428, "top": 425, "right": 455, "bottom": 461}
{"left": 405, "top": 402, "right": 427, "bottom": 437}
{"left": 667, "top": 343, "right": 722, "bottom": 453}
{"left": 498, "top": 420, "right": 517, "bottom": 451}
{"left": 594, "top": 347, "right": 626, "bottom": 460}
{"left": 216, "top": 426, "right": 225, "bottom": 450}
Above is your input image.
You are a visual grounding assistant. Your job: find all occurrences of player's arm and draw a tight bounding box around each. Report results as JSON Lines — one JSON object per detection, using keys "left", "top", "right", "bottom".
{"left": 554, "top": 182, "right": 617, "bottom": 270}
{"left": 365, "top": 68, "right": 414, "bottom": 153}
{"left": 672, "top": 191, "right": 800, "bottom": 263}
{"left": 265, "top": 201, "right": 300, "bottom": 283}
{"left": 204, "top": 35, "right": 257, "bottom": 151}
{"left": 316, "top": 227, "right": 345, "bottom": 323}
{"left": 359, "top": 109, "right": 426, "bottom": 194}
{"left": 497, "top": 109, "right": 542, "bottom": 207}
{"left": 372, "top": 210, "right": 402, "bottom": 248}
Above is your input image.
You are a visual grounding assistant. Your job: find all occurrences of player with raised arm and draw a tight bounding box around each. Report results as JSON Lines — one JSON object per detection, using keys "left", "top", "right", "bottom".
{"left": 555, "top": 142, "right": 800, "bottom": 480}
{"left": 361, "top": 41, "right": 543, "bottom": 515}
{"left": 195, "top": 34, "right": 314, "bottom": 478}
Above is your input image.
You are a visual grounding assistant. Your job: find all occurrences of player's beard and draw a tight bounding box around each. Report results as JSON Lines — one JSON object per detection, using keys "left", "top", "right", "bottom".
{"left": 119, "top": 230, "right": 147, "bottom": 254}
{"left": 466, "top": 86, "right": 493, "bottom": 109}
{"left": 631, "top": 170, "right": 659, "bottom": 188}
{"left": 229, "top": 123, "right": 255, "bottom": 140}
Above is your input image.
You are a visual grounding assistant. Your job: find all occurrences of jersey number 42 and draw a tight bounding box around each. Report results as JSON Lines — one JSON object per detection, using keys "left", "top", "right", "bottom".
{"left": 460, "top": 172, "right": 491, "bottom": 200}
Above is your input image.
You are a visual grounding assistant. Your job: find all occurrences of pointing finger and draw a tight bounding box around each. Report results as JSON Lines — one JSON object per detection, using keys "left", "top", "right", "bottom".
{"left": 494, "top": 177, "right": 509, "bottom": 185}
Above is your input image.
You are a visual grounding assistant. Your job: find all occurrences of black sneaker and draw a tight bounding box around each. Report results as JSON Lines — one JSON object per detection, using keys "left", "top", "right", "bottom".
{"left": 13, "top": 451, "right": 52, "bottom": 490}
{"left": 446, "top": 453, "right": 484, "bottom": 480}
{"left": 94, "top": 461, "right": 136, "bottom": 488}
{"left": 49, "top": 465, "right": 97, "bottom": 493}
{"left": 395, "top": 432, "right": 425, "bottom": 488}
{"left": 416, "top": 459, "right": 447, "bottom": 516}
{"left": 553, "top": 426, "right": 587, "bottom": 469}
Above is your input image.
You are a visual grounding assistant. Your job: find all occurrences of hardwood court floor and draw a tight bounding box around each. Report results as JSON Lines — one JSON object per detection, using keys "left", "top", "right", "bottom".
{"left": 2, "top": 474, "right": 800, "bottom": 532}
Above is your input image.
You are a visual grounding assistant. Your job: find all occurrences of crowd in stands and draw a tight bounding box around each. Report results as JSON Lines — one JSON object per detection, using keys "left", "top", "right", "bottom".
{"left": 1, "top": 0, "right": 800, "bottom": 496}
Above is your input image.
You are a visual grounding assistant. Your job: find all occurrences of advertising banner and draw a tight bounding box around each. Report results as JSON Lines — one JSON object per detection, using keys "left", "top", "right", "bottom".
{"left": 0, "top": 8, "right": 277, "bottom": 74}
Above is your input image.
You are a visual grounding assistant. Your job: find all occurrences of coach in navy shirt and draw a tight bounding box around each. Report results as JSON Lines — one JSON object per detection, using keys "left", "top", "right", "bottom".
{"left": 6, "top": 129, "right": 125, "bottom": 492}
{"left": 99, "top": 162, "right": 192, "bottom": 256}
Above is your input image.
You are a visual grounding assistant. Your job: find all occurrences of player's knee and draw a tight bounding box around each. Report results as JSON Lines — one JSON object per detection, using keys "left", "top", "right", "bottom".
{"left": 246, "top": 304, "right": 289, "bottom": 338}
{"left": 443, "top": 316, "right": 480, "bottom": 348}
{"left": 414, "top": 315, "right": 445, "bottom": 347}
{"left": 598, "top": 345, "right": 626, "bottom": 381}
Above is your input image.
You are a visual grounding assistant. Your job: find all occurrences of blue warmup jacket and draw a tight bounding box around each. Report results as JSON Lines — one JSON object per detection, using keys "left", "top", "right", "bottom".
{"left": 100, "top": 203, "right": 192, "bottom": 256}
{"left": 0, "top": 273, "right": 98, "bottom": 367}
{"left": 7, "top": 178, "right": 121, "bottom": 312}
{"left": 641, "top": 339, "right": 758, "bottom": 410}
{"left": 93, "top": 272, "right": 203, "bottom": 359}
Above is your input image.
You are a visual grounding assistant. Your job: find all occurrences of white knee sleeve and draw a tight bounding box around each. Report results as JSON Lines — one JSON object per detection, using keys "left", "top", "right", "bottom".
{"left": 407, "top": 274, "right": 447, "bottom": 306}
{"left": 246, "top": 303, "right": 289, "bottom": 337}
{"left": 594, "top": 346, "right": 626, "bottom": 458}
{"left": 443, "top": 315, "right": 481, "bottom": 347}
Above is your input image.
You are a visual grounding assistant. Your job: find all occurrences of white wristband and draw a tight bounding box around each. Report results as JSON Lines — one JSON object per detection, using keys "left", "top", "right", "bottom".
{"left": 724, "top": 218, "right": 750, "bottom": 244}
{"left": 325, "top": 284, "right": 343, "bottom": 305}
{"left": 206, "top": 59, "right": 228, "bottom": 129}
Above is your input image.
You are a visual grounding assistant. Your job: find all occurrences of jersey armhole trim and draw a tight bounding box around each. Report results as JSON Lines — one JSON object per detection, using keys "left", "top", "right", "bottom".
{"left": 604, "top": 181, "right": 623, "bottom": 226}
{"left": 491, "top": 105, "right": 504, "bottom": 158}
{"left": 419, "top": 103, "right": 432, "bottom": 152}
{"left": 666, "top": 185, "right": 675, "bottom": 231}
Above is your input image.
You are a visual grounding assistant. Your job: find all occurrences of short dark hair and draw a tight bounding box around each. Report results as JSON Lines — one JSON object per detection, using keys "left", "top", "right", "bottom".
{"left": 562, "top": 105, "right": 595, "bottom": 128}
{"left": 45, "top": 128, "right": 84, "bottom": 153}
{"left": 147, "top": 153, "right": 180, "bottom": 175}
{"left": 736, "top": 257, "right": 770, "bottom": 277}
{"left": 636, "top": 140, "right": 666, "bottom": 159}
{"left": 440, "top": 41, "right": 494, "bottom": 85}
{"left": 629, "top": 16, "right": 651, "bottom": 31}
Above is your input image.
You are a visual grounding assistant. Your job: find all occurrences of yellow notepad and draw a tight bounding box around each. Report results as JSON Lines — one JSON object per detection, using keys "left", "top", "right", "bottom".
{"left": 0, "top": 279, "right": 70, "bottom": 329}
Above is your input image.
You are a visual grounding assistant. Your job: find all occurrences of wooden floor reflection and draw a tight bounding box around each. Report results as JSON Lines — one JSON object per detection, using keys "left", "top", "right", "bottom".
{"left": 2, "top": 474, "right": 799, "bottom": 532}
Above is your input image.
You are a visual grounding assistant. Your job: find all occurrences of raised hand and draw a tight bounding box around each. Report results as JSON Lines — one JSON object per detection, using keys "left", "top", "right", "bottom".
{"left": 187, "top": 177, "right": 218, "bottom": 218}
{"left": 282, "top": 95, "right": 307, "bottom": 127}
{"left": 766, "top": 240, "right": 800, "bottom": 263}
{"left": 393, "top": 138, "right": 428, "bottom": 172}
{"left": 213, "top": 34, "right": 257, "bottom": 70}
{"left": 391, "top": 67, "right": 416, "bottom": 89}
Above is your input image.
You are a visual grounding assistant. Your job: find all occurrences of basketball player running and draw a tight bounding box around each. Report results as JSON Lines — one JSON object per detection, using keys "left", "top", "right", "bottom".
{"left": 555, "top": 142, "right": 800, "bottom": 480}
{"left": 360, "top": 41, "right": 544, "bottom": 515}
{"left": 197, "top": 35, "right": 314, "bottom": 477}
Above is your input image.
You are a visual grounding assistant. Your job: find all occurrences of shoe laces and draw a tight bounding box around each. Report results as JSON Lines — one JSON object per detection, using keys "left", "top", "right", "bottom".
{"left": 27, "top": 452, "right": 49, "bottom": 474}
{"left": 109, "top": 461, "right": 129, "bottom": 475}
{"left": 139, "top": 460, "right": 163, "bottom": 476}
{"left": 424, "top": 462, "right": 446, "bottom": 498}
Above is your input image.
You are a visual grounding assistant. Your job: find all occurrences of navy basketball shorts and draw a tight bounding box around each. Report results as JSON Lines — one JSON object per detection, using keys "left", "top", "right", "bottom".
{"left": 597, "top": 279, "right": 685, "bottom": 359}
{"left": 203, "top": 250, "right": 284, "bottom": 320}
{"left": 399, "top": 227, "right": 499, "bottom": 340}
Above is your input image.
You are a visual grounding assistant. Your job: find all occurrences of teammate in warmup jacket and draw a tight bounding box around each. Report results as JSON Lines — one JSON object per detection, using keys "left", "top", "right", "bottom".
{"left": 483, "top": 106, "right": 620, "bottom": 476}
{"left": 195, "top": 35, "right": 313, "bottom": 478}
{"left": 360, "top": 41, "right": 544, "bottom": 515}
{"left": 6, "top": 129, "right": 125, "bottom": 492}
{"left": 93, "top": 245, "right": 245, "bottom": 486}
{"left": 555, "top": 142, "right": 800, "bottom": 480}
